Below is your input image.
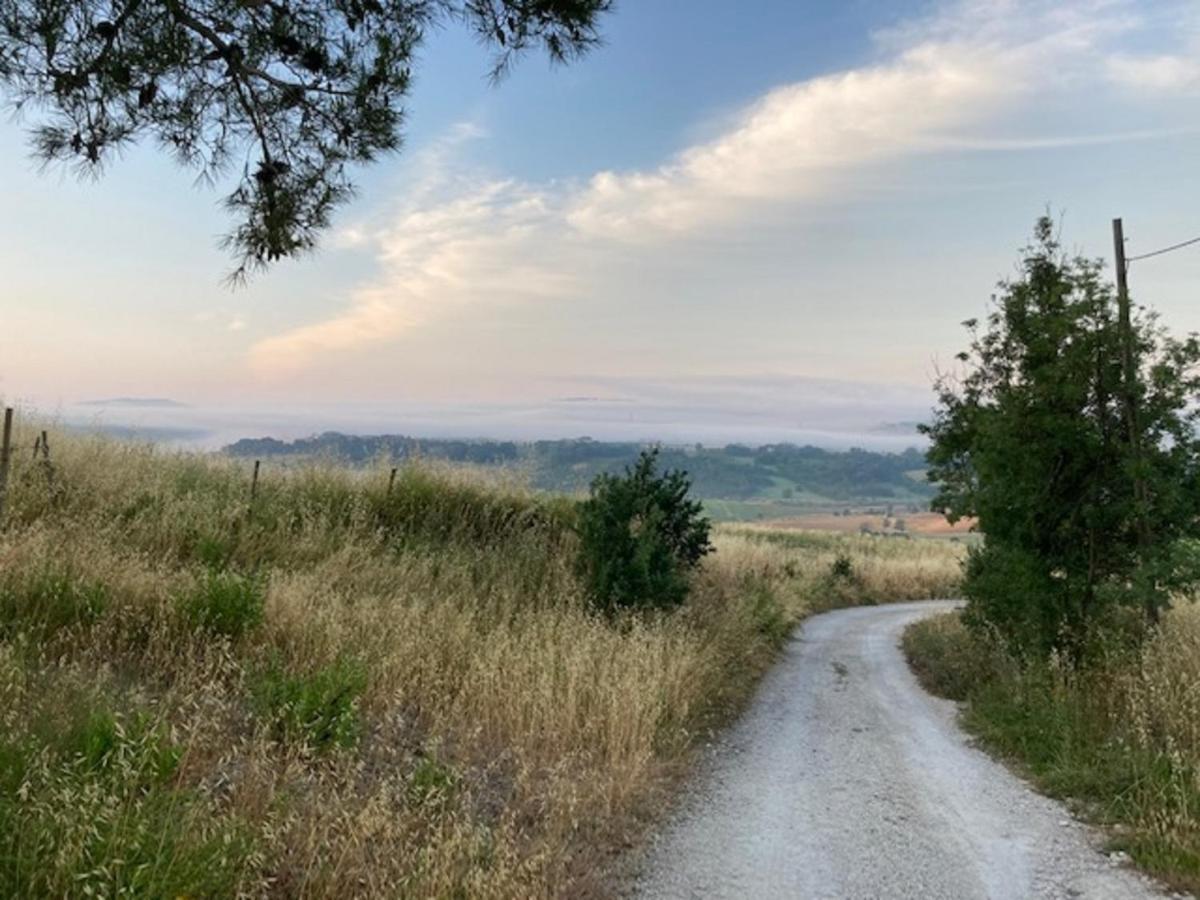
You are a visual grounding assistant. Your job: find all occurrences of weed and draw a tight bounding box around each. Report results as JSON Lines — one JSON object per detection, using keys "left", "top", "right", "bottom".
{"left": 178, "top": 571, "right": 264, "bottom": 637}
{"left": 0, "top": 568, "right": 108, "bottom": 640}
{"left": 254, "top": 656, "right": 367, "bottom": 751}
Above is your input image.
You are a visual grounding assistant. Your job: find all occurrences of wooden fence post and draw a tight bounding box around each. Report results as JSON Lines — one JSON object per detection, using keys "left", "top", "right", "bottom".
{"left": 250, "top": 459, "right": 261, "bottom": 503}
{"left": 0, "top": 408, "right": 13, "bottom": 524}
{"left": 387, "top": 466, "right": 398, "bottom": 496}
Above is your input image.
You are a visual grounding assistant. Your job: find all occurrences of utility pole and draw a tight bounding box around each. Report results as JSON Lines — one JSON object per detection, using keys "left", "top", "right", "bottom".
{"left": 1112, "top": 218, "right": 1157, "bottom": 624}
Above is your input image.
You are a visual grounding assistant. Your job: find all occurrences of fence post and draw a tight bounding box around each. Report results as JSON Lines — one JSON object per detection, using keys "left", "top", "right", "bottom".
{"left": 0, "top": 408, "right": 13, "bottom": 524}
{"left": 250, "top": 459, "right": 261, "bottom": 503}
{"left": 387, "top": 466, "right": 398, "bottom": 496}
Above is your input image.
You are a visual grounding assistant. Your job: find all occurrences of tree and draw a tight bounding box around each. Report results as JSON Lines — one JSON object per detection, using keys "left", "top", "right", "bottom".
{"left": 575, "top": 448, "right": 712, "bottom": 615}
{"left": 0, "top": 0, "right": 610, "bottom": 279}
{"left": 923, "top": 217, "right": 1200, "bottom": 656}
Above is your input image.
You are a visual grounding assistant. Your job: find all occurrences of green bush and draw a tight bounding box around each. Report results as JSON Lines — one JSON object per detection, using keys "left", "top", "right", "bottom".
{"left": 575, "top": 448, "right": 712, "bottom": 614}
{"left": 829, "top": 553, "right": 855, "bottom": 581}
{"left": 179, "top": 571, "right": 264, "bottom": 638}
{"left": 254, "top": 656, "right": 367, "bottom": 751}
{"left": 902, "top": 612, "right": 990, "bottom": 701}
{"left": 0, "top": 568, "right": 108, "bottom": 640}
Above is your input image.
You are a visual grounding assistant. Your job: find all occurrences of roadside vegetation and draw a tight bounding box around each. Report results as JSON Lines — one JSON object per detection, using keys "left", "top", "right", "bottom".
{"left": 0, "top": 423, "right": 960, "bottom": 898}
{"left": 906, "top": 217, "right": 1200, "bottom": 892}
{"left": 905, "top": 607, "right": 1200, "bottom": 892}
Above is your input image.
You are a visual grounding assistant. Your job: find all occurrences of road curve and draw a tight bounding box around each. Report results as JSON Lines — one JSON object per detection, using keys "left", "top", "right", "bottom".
{"left": 632, "top": 600, "right": 1173, "bottom": 900}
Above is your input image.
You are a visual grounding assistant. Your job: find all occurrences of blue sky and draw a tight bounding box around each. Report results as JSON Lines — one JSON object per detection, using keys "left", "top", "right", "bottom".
{"left": 2, "top": 0, "right": 1200, "bottom": 446}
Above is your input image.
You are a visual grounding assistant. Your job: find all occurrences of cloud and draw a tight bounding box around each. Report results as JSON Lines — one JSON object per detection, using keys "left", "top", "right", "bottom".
{"left": 566, "top": 44, "right": 1016, "bottom": 239}
{"left": 250, "top": 179, "right": 576, "bottom": 373}
{"left": 248, "top": 0, "right": 1170, "bottom": 378}
{"left": 1107, "top": 54, "right": 1200, "bottom": 92}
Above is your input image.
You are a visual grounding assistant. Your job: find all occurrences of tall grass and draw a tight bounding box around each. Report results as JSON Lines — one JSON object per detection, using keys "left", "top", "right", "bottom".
{"left": 904, "top": 605, "right": 1200, "bottom": 892}
{"left": 0, "top": 421, "right": 962, "bottom": 897}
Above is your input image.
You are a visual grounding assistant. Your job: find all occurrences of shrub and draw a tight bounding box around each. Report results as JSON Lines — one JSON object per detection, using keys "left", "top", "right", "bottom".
{"left": 902, "top": 612, "right": 990, "bottom": 701}
{"left": 575, "top": 448, "right": 712, "bottom": 614}
{"left": 254, "top": 656, "right": 367, "bottom": 751}
{"left": 178, "top": 571, "right": 264, "bottom": 638}
{"left": 0, "top": 568, "right": 108, "bottom": 640}
{"left": 829, "top": 553, "right": 855, "bottom": 581}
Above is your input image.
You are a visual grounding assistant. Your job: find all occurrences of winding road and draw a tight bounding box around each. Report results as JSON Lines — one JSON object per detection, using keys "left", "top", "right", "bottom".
{"left": 633, "top": 600, "right": 1175, "bottom": 900}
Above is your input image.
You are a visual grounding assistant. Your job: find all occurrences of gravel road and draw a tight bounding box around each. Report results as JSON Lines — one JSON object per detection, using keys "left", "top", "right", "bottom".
{"left": 632, "top": 600, "right": 1177, "bottom": 900}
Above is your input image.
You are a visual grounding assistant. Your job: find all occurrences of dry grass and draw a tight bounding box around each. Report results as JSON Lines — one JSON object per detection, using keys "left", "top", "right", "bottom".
{"left": 0, "top": 420, "right": 962, "bottom": 897}
{"left": 904, "top": 602, "right": 1200, "bottom": 891}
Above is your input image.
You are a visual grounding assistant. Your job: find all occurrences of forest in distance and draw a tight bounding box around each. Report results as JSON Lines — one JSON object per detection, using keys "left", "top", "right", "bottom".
{"left": 224, "top": 433, "right": 934, "bottom": 517}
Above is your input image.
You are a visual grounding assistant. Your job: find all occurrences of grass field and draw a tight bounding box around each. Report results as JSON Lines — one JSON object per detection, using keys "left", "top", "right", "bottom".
{"left": 904, "top": 608, "right": 1200, "bottom": 893}
{"left": 0, "top": 422, "right": 962, "bottom": 897}
{"left": 756, "top": 510, "right": 976, "bottom": 538}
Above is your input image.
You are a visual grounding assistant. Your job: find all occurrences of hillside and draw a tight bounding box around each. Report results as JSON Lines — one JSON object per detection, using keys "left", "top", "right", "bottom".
{"left": 224, "top": 434, "right": 934, "bottom": 519}
{"left": 0, "top": 422, "right": 961, "bottom": 898}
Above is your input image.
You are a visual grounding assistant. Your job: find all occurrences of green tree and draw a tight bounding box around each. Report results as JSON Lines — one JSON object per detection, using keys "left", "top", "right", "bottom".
{"left": 0, "top": 0, "right": 610, "bottom": 279}
{"left": 923, "top": 217, "right": 1200, "bottom": 656}
{"left": 575, "top": 448, "right": 712, "bottom": 615}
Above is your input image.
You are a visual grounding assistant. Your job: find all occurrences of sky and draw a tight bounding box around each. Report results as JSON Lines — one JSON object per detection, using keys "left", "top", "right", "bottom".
{"left": 2, "top": 0, "right": 1200, "bottom": 448}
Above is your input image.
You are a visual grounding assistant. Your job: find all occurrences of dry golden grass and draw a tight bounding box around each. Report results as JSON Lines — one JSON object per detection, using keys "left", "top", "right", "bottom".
{"left": 0, "top": 420, "right": 963, "bottom": 897}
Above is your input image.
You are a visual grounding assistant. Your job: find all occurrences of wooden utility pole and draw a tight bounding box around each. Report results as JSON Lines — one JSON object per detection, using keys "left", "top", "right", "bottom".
{"left": 1113, "top": 218, "right": 1157, "bottom": 624}
{"left": 0, "top": 408, "right": 12, "bottom": 525}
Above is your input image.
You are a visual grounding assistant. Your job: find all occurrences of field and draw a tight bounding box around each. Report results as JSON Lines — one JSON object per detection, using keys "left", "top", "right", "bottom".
{"left": 905, "top": 609, "right": 1200, "bottom": 893}
{"left": 755, "top": 510, "right": 976, "bottom": 538}
{"left": 0, "top": 423, "right": 962, "bottom": 897}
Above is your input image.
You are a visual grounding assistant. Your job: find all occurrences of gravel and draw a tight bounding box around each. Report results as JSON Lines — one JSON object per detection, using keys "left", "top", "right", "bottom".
{"left": 630, "top": 600, "right": 1179, "bottom": 900}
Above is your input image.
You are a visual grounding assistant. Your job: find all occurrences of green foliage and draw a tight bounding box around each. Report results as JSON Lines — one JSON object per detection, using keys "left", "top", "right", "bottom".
{"left": 227, "top": 433, "right": 935, "bottom": 507}
{"left": 746, "top": 583, "right": 790, "bottom": 647}
{"left": 575, "top": 448, "right": 712, "bottom": 614}
{"left": 829, "top": 553, "right": 855, "bottom": 581}
{"left": 0, "top": 567, "right": 107, "bottom": 640}
{"left": 0, "top": 704, "right": 251, "bottom": 898}
{"left": 902, "top": 612, "right": 998, "bottom": 701}
{"left": 254, "top": 656, "right": 367, "bottom": 751}
{"left": 0, "top": 1, "right": 610, "bottom": 278}
{"left": 924, "top": 217, "right": 1200, "bottom": 656}
{"left": 179, "top": 571, "right": 265, "bottom": 638}
{"left": 905, "top": 611, "right": 1200, "bottom": 890}
{"left": 408, "top": 753, "right": 459, "bottom": 806}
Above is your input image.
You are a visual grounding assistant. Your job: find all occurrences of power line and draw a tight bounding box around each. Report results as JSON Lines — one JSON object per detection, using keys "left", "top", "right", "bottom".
{"left": 1126, "top": 234, "right": 1200, "bottom": 263}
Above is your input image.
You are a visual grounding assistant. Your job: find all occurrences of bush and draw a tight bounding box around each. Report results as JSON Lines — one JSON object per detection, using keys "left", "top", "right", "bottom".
{"left": 575, "top": 448, "right": 712, "bottom": 614}
{"left": 178, "top": 571, "right": 264, "bottom": 638}
{"left": 0, "top": 568, "right": 108, "bottom": 640}
{"left": 902, "top": 612, "right": 989, "bottom": 701}
{"left": 254, "top": 656, "right": 367, "bottom": 751}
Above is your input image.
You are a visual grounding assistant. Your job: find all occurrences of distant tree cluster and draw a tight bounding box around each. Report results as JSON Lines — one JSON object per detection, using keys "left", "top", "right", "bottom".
{"left": 0, "top": 0, "right": 611, "bottom": 278}
{"left": 226, "top": 433, "right": 935, "bottom": 503}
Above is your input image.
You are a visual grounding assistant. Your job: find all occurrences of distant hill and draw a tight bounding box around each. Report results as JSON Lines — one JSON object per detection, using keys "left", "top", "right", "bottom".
{"left": 79, "top": 397, "right": 190, "bottom": 408}
{"left": 224, "top": 433, "right": 934, "bottom": 519}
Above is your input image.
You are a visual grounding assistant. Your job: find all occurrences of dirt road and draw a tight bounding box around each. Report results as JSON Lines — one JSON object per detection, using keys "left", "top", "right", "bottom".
{"left": 632, "top": 601, "right": 1173, "bottom": 900}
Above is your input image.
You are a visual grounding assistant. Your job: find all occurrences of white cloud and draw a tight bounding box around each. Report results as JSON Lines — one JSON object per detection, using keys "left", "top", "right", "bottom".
{"left": 1108, "top": 54, "right": 1200, "bottom": 92}
{"left": 247, "top": 0, "right": 1171, "bottom": 379}
{"left": 250, "top": 179, "right": 576, "bottom": 374}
